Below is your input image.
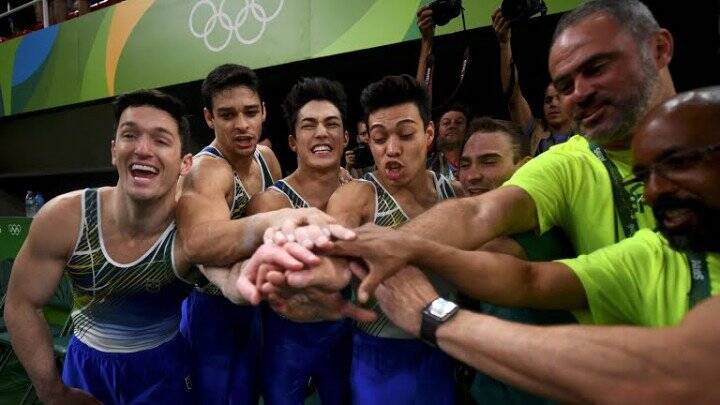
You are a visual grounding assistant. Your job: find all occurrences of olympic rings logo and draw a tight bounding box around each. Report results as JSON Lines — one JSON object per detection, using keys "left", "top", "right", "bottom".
{"left": 189, "top": 0, "right": 284, "bottom": 52}
{"left": 8, "top": 224, "right": 21, "bottom": 236}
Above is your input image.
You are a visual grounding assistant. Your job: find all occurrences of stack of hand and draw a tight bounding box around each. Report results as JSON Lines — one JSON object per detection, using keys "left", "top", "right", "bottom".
{"left": 234, "top": 221, "right": 442, "bottom": 337}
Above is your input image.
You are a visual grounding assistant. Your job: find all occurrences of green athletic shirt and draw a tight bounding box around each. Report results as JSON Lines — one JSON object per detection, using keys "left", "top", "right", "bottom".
{"left": 470, "top": 228, "right": 576, "bottom": 405}
{"left": 558, "top": 229, "right": 720, "bottom": 326}
{"left": 504, "top": 135, "right": 656, "bottom": 255}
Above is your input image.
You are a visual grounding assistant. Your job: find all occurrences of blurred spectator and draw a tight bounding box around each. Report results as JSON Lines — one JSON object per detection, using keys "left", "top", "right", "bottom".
{"left": 458, "top": 117, "right": 530, "bottom": 196}
{"left": 414, "top": 5, "right": 468, "bottom": 181}
{"left": 345, "top": 119, "right": 374, "bottom": 178}
{"left": 455, "top": 116, "right": 579, "bottom": 404}
{"left": 492, "top": 9, "right": 572, "bottom": 155}
{"left": 427, "top": 103, "right": 468, "bottom": 180}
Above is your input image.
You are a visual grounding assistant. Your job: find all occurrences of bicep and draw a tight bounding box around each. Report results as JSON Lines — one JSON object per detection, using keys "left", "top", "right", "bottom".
{"left": 477, "top": 185, "right": 538, "bottom": 237}
{"left": 504, "top": 155, "right": 572, "bottom": 234}
{"left": 325, "top": 183, "right": 371, "bottom": 228}
{"left": 245, "top": 190, "right": 290, "bottom": 216}
{"left": 177, "top": 163, "right": 234, "bottom": 228}
{"left": 527, "top": 261, "right": 587, "bottom": 310}
{"left": 6, "top": 214, "right": 70, "bottom": 309}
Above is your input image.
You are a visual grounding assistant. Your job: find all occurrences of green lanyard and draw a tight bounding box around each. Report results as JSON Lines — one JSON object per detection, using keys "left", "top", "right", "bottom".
{"left": 687, "top": 251, "right": 710, "bottom": 308}
{"left": 589, "top": 144, "right": 639, "bottom": 240}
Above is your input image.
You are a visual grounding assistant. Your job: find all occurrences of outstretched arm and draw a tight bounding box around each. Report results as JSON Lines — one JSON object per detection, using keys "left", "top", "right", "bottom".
{"left": 328, "top": 185, "right": 537, "bottom": 300}
{"left": 177, "top": 158, "right": 336, "bottom": 266}
{"left": 332, "top": 223, "right": 584, "bottom": 308}
{"left": 402, "top": 185, "right": 537, "bottom": 250}
{"left": 376, "top": 267, "right": 720, "bottom": 404}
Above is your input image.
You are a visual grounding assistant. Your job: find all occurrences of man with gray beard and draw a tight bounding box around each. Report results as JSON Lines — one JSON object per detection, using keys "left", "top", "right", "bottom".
{"left": 338, "top": 0, "right": 679, "bottom": 303}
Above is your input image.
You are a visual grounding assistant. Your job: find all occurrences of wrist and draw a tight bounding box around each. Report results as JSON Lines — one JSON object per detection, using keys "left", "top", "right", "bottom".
{"left": 420, "top": 297, "right": 459, "bottom": 345}
{"left": 406, "top": 233, "right": 427, "bottom": 264}
{"left": 37, "top": 380, "right": 67, "bottom": 402}
{"left": 435, "top": 309, "right": 473, "bottom": 349}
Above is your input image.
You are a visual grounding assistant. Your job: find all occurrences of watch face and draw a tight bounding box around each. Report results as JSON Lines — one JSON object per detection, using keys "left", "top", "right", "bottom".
{"left": 429, "top": 298, "right": 458, "bottom": 319}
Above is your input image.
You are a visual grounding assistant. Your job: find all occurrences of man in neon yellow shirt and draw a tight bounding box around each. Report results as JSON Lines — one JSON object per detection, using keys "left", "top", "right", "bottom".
{"left": 328, "top": 85, "right": 720, "bottom": 403}
{"left": 336, "top": 0, "right": 679, "bottom": 302}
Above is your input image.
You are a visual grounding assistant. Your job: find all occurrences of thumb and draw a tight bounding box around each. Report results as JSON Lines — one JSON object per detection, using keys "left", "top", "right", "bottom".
{"left": 357, "top": 268, "right": 383, "bottom": 304}
{"left": 236, "top": 275, "right": 260, "bottom": 305}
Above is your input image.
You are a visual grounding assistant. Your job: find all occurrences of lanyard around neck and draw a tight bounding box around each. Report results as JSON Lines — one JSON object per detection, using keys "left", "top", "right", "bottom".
{"left": 686, "top": 251, "right": 710, "bottom": 309}
{"left": 589, "top": 143, "right": 639, "bottom": 241}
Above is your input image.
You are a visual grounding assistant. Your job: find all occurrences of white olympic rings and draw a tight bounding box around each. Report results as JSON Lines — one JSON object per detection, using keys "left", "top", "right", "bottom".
{"left": 8, "top": 224, "right": 21, "bottom": 236}
{"left": 189, "top": 0, "right": 284, "bottom": 52}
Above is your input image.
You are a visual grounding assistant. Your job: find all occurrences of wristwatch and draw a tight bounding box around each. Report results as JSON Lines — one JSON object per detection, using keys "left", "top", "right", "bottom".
{"left": 420, "top": 297, "right": 460, "bottom": 347}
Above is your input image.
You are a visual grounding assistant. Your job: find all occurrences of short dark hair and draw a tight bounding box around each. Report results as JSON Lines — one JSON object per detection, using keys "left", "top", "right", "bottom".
{"left": 282, "top": 77, "right": 348, "bottom": 134}
{"left": 113, "top": 89, "right": 191, "bottom": 154}
{"left": 360, "top": 74, "right": 431, "bottom": 128}
{"left": 201, "top": 64, "right": 261, "bottom": 112}
{"left": 464, "top": 117, "right": 530, "bottom": 163}
{"left": 438, "top": 103, "right": 470, "bottom": 122}
{"left": 553, "top": 0, "right": 660, "bottom": 52}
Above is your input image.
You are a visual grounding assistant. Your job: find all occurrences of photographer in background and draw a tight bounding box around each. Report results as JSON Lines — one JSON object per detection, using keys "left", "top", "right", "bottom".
{"left": 344, "top": 119, "right": 374, "bottom": 178}
{"left": 415, "top": 2, "right": 467, "bottom": 180}
{"left": 427, "top": 103, "right": 469, "bottom": 181}
{"left": 492, "top": 7, "right": 572, "bottom": 155}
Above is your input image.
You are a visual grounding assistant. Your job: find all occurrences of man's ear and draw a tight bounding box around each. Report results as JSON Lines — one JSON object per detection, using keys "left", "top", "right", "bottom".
{"left": 653, "top": 29, "right": 674, "bottom": 69}
{"left": 425, "top": 121, "right": 435, "bottom": 148}
{"left": 261, "top": 101, "right": 267, "bottom": 123}
{"left": 180, "top": 153, "right": 193, "bottom": 176}
{"left": 515, "top": 155, "right": 532, "bottom": 168}
{"left": 288, "top": 134, "right": 297, "bottom": 153}
{"left": 343, "top": 130, "right": 349, "bottom": 148}
{"left": 203, "top": 108, "right": 214, "bottom": 129}
{"left": 111, "top": 139, "right": 117, "bottom": 167}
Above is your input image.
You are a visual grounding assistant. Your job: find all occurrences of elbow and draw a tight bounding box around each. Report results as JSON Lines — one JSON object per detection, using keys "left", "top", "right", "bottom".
{"left": 3, "top": 294, "right": 32, "bottom": 331}
{"left": 179, "top": 229, "right": 209, "bottom": 265}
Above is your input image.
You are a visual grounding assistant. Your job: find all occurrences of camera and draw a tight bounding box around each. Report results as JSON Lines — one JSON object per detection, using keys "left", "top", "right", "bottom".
{"left": 352, "top": 144, "right": 374, "bottom": 169}
{"left": 428, "top": 0, "right": 463, "bottom": 26}
{"left": 501, "top": 0, "right": 547, "bottom": 23}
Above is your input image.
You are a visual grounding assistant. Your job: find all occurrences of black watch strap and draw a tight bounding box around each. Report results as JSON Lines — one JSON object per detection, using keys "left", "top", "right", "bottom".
{"left": 420, "top": 312, "right": 441, "bottom": 346}
{"left": 420, "top": 298, "right": 459, "bottom": 347}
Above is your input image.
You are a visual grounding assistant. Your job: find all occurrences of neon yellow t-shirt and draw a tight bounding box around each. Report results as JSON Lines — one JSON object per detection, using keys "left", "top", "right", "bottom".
{"left": 558, "top": 229, "right": 720, "bottom": 326}
{"left": 504, "top": 135, "right": 656, "bottom": 255}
